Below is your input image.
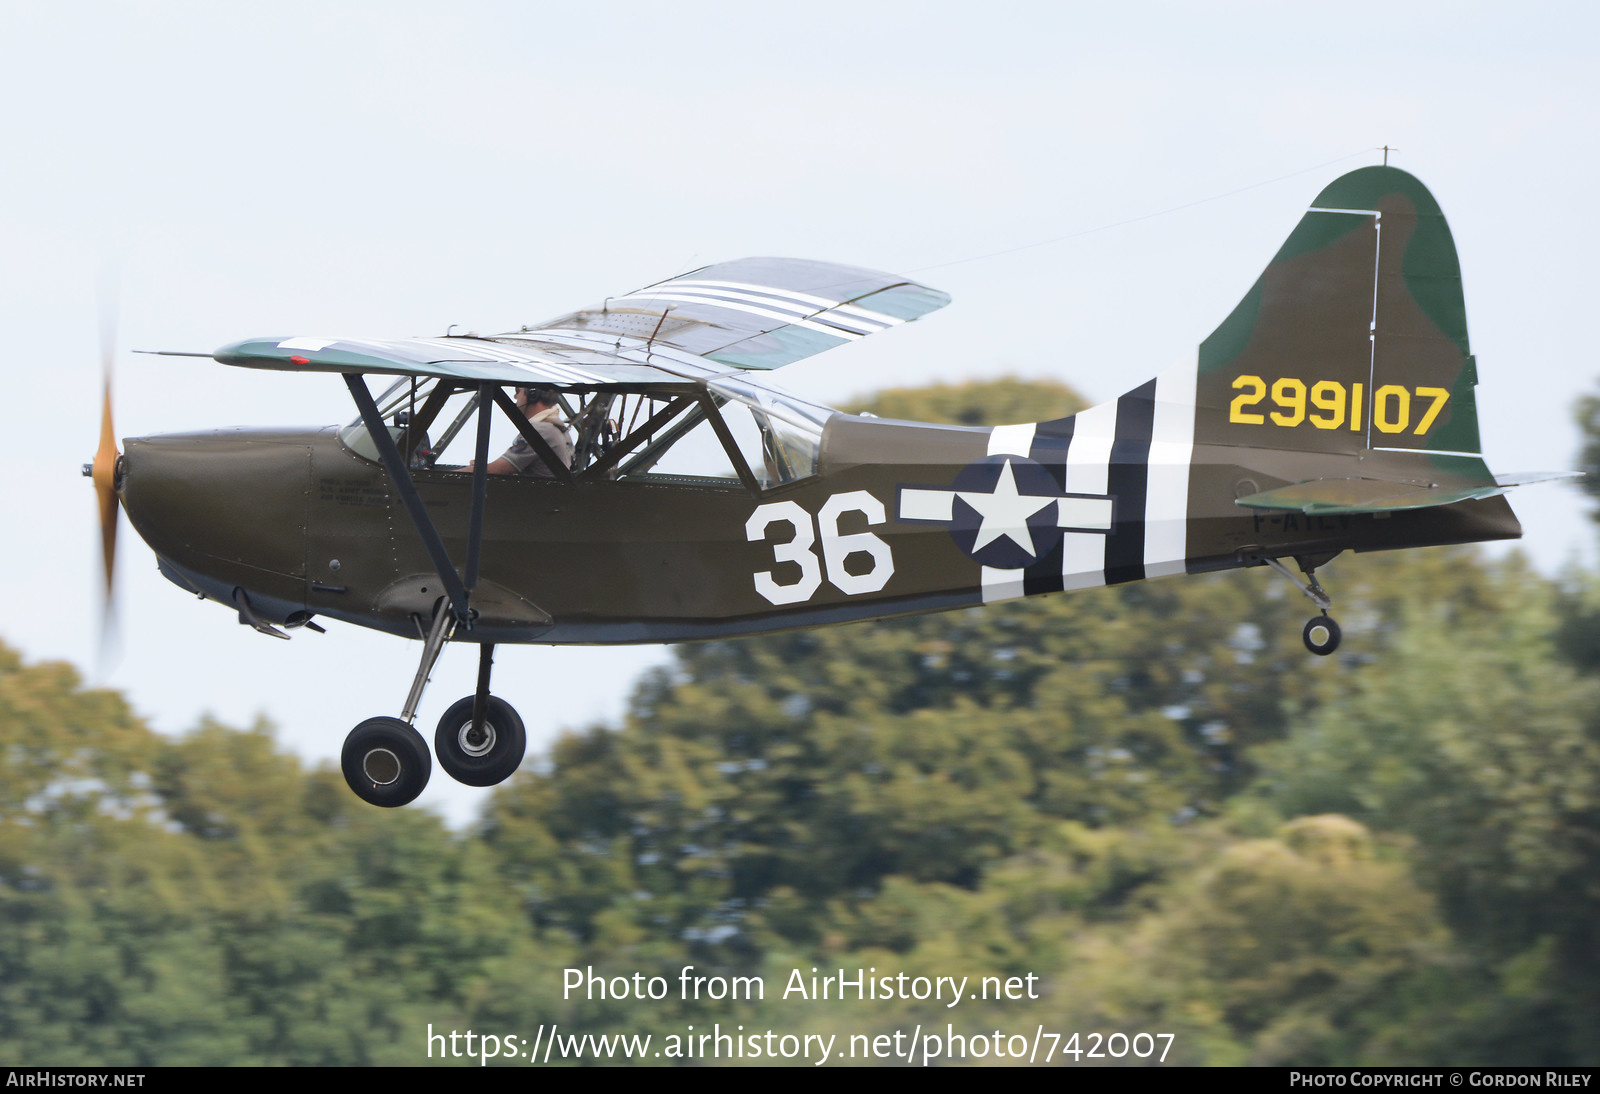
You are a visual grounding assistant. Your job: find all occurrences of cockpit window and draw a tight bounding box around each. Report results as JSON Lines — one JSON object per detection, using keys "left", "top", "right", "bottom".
{"left": 707, "top": 377, "right": 832, "bottom": 486}
{"left": 339, "top": 377, "right": 521, "bottom": 469}
{"left": 337, "top": 375, "right": 835, "bottom": 491}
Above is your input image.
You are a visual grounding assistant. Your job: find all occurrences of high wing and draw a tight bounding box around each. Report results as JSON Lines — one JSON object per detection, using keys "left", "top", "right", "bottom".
{"left": 526, "top": 257, "right": 950, "bottom": 371}
{"left": 212, "top": 258, "right": 949, "bottom": 387}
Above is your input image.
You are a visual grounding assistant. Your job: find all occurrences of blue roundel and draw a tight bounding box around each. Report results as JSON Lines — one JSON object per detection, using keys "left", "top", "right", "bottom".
{"left": 947, "top": 454, "right": 1064, "bottom": 570}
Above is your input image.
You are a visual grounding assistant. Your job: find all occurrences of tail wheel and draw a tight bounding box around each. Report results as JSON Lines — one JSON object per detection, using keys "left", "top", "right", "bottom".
{"left": 435, "top": 696, "right": 527, "bottom": 787}
{"left": 341, "top": 717, "right": 432, "bottom": 807}
{"left": 1303, "top": 615, "right": 1342, "bottom": 656}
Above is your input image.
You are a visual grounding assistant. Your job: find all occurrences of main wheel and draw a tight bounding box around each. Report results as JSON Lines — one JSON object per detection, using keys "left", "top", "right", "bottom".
{"left": 435, "top": 696, "right": 527, "bottom": 787}
{"left": 1303, "top": 614, "right": 1342, "bottom": 656}
{"left": 341, "top": 717, "right": 432, "bottom": 807}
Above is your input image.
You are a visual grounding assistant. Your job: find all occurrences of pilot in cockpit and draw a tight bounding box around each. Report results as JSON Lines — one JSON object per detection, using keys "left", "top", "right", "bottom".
{"left": 464, "top": 386, "right": 573, "bottom": 477}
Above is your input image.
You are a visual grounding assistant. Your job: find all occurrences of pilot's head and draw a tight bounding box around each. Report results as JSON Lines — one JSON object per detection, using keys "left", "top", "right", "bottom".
{"left": 516, "top": 386, "right": 559, "bottom": 412}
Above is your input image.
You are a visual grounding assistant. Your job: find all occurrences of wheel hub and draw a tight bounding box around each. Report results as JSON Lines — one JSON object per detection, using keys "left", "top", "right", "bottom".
{"left": 458, "top": 721, "right": 497, "bottom": 757}
{"left": 363, "top": 747, "right": 402, "bottom": 785}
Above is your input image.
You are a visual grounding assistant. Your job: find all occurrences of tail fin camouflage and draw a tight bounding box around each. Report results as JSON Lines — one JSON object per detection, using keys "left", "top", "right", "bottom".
{"left": 1195, "top": 165, "right": 1501, "bottom": 513}
{"left": 1194, "top": 165, "right": 1558, "bottom": 515}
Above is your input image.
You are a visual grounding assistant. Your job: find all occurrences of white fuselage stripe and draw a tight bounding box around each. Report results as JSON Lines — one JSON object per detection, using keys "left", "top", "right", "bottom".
{"left": 981, "top": 422, "right": 1039, "bottom": 602}
{"left": 988, "top": 422, "right": 1036, "bottom": 457}
{"left": 1143, "top": 362, "right": 1197, "bottom": 578}
{"left": 1061, "top": 400, "right": 1118, "bottom": 590}
{"left": 981, "top": 566, "right": 1026, "bottom": 603}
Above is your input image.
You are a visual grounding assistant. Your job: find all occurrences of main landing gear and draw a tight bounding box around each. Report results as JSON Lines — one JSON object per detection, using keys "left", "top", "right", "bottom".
{"left": 1263, "top": 557, "right": 1342, "bottom": 657}
{"left": 340, "top": 601, "right": 528, "bottom": 807}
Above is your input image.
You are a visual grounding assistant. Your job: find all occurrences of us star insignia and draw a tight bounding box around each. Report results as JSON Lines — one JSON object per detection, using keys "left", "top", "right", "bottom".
{"left": 897, "top": 454, "right": 1115, "bottom": 570}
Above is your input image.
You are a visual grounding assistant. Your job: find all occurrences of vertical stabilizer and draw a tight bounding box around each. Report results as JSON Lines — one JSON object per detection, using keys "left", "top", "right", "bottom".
{"left": 1194, "top": 166, "right": 1482, "bottom": 460}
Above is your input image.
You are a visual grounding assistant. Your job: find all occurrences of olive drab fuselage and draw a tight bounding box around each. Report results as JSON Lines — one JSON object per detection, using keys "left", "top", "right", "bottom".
{"left": 119, "top": 410, "right": 1519, "bottom": 648}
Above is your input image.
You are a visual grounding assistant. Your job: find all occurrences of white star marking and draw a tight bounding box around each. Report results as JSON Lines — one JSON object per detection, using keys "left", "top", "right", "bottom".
{"left": 957, "top": 458, "right": 1057, "bottom": 556}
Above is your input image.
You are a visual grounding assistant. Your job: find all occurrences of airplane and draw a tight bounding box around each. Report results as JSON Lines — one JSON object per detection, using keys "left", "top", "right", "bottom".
{"left": 88, "top": 165, "right": 1571, "bottom": 808}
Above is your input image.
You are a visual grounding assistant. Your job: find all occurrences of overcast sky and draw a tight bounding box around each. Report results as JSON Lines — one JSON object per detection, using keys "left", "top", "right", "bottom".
{"left": 2, "top": 2, "right": 1595, "bottom": 823}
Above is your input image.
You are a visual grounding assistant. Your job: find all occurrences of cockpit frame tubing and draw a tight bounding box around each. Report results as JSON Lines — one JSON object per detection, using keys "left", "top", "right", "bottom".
{"left": 582, "top": 394, "right": 697, "bottom": 480}
{"left": 487, "top": 386, "right": 576, "bottom": 486}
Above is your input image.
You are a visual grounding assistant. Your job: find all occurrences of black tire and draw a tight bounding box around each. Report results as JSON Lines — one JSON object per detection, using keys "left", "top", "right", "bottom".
{"left": 1303, "top": 615, "right": 1342, "bottom": 656}
{"left": 434, "top": 696, "right": 527, "bottom": 787}
{"left": 341, "top": 717, "right": 432, "bottom": 807}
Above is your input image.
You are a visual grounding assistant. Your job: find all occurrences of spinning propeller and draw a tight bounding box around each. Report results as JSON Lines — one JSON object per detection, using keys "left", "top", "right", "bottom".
{"left": 87, "top": 298, "right": 122, "bottom": 663}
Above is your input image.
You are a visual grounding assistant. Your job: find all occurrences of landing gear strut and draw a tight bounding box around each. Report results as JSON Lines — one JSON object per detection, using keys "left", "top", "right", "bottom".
{"left": 1263, "top": 557, "right": 1342, "bottom": 657}
{"left": 434, "top": 644, "right": 527, "bottom": 787}
{"left": 338, "top": 601, "right": 528, "bottom": 806}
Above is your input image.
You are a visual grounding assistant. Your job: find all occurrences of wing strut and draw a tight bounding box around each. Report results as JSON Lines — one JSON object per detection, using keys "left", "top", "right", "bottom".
{"left": 344, "top": 374, "right": 475, "bottom": 625}
{"left": 488, "top": 387, "right": 576, "bottom": 485}
{"left": 464, "top": 382, "right": 493, "bottom": 593}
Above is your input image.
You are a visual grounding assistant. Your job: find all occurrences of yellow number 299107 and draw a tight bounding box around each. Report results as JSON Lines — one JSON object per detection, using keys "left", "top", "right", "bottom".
{"left": 1229, "top": 375, "right": 1446, "bottom": 436}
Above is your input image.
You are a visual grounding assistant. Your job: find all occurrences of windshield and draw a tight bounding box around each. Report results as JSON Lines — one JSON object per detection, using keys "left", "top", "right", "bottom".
{"left": 706, "top": 377, "right": 834, "bottom": 486}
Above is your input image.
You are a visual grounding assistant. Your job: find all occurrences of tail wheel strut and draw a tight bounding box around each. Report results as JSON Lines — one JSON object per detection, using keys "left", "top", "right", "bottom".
{"left": 1263, "top": 557, "right": 1342, "bottom": 656}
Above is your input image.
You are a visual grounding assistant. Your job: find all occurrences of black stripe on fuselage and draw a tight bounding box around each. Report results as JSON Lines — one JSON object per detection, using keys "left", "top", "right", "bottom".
{"left": 1024, "top": 415, "right": 1075, "bottom": 596}
{"left": 1104, "top": 380, "right": 1156, "bottom": 586}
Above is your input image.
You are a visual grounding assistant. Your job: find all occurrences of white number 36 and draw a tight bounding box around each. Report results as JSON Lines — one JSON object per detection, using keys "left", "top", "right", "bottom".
{"left": 745, "top": 491, "right": 895, "bottom": 605}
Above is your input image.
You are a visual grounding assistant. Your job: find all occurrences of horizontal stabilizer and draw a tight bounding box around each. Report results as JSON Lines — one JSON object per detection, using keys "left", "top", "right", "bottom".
{"left": 1235, "top": 477, "right": 1508, "bottom": 515}
{"left": 1494, "top": 471, "right": 1585, "bottom": 488}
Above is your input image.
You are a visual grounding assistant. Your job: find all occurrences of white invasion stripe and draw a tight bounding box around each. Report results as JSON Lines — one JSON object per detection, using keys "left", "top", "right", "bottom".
{"left": 1061, "top": 399, "right": 1118, "bottom": 589}
{"left": 1058, "top": 496, "right": 1114, "bottom": 531}
{"left": 408, "top": 338, "right": 591, "bottom": 370}
{"left": 331, "top": 338, "right": 607, "bottom": 384}
{"left": 531, "top": 363, "right": 605, "bottom": 384}
{"left": 828, "top": 303, "right": 901, "bottom": 328}
{"left": 988, "top": 422, "right": 1036, "bottom": 456}
{"left": 492, "top": 330, "right": 717, "bottom": 380}
{"left": 665, "top": 279, "right": 902, "bottom": 330}
{"left": 669, "top": 278, "right": 855, "bottom": 314}
{"left": 664, "top": 281, "right": 891, "bottom": 329}
{"left": 638, "top": 285, "right": 822, "bottom": 322}
{"left": 899, "top": 489, "right": 955, "bottom": 522}
{"left": 981, "top": 566, "right": 1027, "bottom": 604}
{"left": 431, "top": 344, "right": 559, "bottom": 365}
{"left": 1143, "top": 362, "right": 1197, "bottom": 578}
{"left": 497, "top": 361, "right": 599, "bottom": 385}
{"left": 631, "top": 286, "right": 878, "bottom": 337}
{"left": 613, "top": 292, "right": 864, "bottom": 340}
{"left": 457, "top": 353, "right": 605, "bottom": 385}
